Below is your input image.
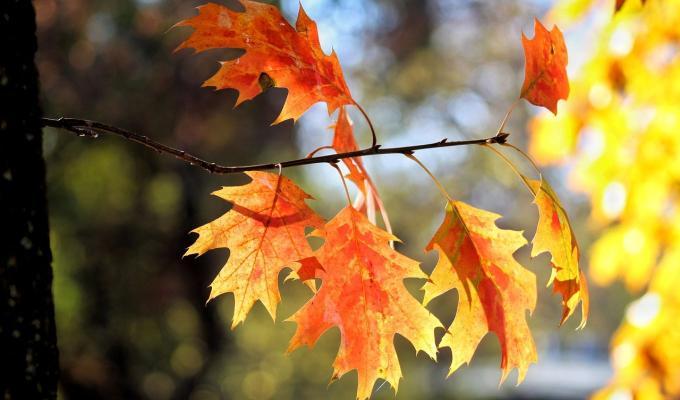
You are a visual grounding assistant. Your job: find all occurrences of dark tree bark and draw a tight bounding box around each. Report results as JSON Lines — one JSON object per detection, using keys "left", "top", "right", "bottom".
{"left": 0, "top": 1, "right": 59, "bottom": 398}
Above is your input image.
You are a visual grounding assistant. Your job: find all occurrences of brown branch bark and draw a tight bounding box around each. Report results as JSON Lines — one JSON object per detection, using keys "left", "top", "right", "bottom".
{"left": 41, "top": 117, "right": 509, "bottom": 175}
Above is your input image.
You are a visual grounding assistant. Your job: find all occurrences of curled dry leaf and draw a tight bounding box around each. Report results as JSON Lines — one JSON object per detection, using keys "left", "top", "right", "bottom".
{"left": 185, "top": 171, "right": 324, "bottom": 328}
{"left": 529, "top": 178, "right": 589, "bottom": 328}
{"left": 423, "top": 201, "right": 537, "bottom": 384}
{"left": 521, "top": 19, "right": 569, "bottom": 114}
{"left": 287, "top": 207, "right": 441, "bottom": 400}
{"left": 175, "top": 1, "right": 354, "bottom": 123}
{"left": 332, "top": 107, "right": 391, "bottom": 231}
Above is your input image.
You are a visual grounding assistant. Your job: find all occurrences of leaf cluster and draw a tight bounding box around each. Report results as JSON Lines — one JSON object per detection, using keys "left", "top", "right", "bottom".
{"left": 177, "top": 2, "right": 588, "bottom": 398}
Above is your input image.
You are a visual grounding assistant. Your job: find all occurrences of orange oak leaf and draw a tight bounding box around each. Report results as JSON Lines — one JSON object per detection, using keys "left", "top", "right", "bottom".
{"left": 176, "top": 1, "right": 354, "bottom": 123}
{"left": 291, "top": 256, "right": 324, "bottom": 283}
{"left": 529, "top": 178, "right": 589, "bottom": 328}
{"left": 521, "top": 19, "right": 569, "bottom": 115}
{"left": 423, "top": 201, "right": 537, "bottom": 383}
{"left": 287, "top": 206, "right": 441, "bottom": 400}
{"left": 284, "top": 255, "right": 324, "bottom": 293}
{"left": 332, "top": 108, "right": 391, "bottom": 231}
{"left": 185, "top": 171, "right": 324, "bottom": 328}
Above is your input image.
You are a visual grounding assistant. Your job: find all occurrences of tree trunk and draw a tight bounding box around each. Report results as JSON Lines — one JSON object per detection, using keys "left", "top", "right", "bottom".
{"left": 0, "top": 1, "right": 59, "bottom": 398}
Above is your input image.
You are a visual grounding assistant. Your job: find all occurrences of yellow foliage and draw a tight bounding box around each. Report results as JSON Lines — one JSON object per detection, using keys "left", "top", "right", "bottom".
{"left": 593, "top": 249, "right": 680, "bottom": 398}
{"left": 532, "top": 0, "right": 680, "bottom": 396}
{"left": 590, "top": 225, "right": 659, "bottom": 290}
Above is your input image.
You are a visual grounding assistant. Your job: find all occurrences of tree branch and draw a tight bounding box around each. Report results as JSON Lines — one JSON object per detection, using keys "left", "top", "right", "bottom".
{"left": 41, "top": 117, "right": 509, "bottom": 175}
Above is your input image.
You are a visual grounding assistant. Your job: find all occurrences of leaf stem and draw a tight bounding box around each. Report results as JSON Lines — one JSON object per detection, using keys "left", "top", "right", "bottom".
{"left": 405, "top": 153, "right": 453, "bottom": 203}
{"left": 496, "top": 99, "right": 519, "bottom": 137}
{"left": 306, "top": 145, "right": 334, "bottom": 158}
{"left": 502, "top": 142, "right": 542, "bottom": 177}
{"left": 328, "top": 162, "right": 353, "bottom": 207}
{"left": 353, "top": 102, "right": 378, "bottom": 148}
{"left": 42, "top": 117, "right": 508, "bottom": 175}
{"left": 482, "top": 144, "right": 536, "bottom": 196}
{"left": 502, "top": 143, "right": 577, "bottom": 229}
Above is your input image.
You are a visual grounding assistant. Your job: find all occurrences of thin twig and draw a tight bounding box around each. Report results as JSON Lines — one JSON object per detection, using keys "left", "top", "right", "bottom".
{"left": 41, "top": 117, "right": 509, "bottom": 175}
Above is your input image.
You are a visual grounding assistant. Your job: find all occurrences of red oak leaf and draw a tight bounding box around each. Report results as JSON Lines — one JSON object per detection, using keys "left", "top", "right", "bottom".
{"left": 521, "top": 19, "right": 569, "bottom": 114}
{"left": 176, "top": 1, "right": 354, "bottom": 123}
{"left": 423, "top": 201, "right": 537, "bottom": 383}
{"left": 288, "top": 207, "right": 441, "bottom": 399}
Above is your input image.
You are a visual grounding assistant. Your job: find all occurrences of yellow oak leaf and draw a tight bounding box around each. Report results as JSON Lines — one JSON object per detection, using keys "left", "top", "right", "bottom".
{"left": 423, "top": 201, "right": 537, "bottom": 383}
{"left": 529, "top": 178, "right": 589, "bottom": 328}
{"left": 185, "top": 171, "right": 324, "bottom": 328}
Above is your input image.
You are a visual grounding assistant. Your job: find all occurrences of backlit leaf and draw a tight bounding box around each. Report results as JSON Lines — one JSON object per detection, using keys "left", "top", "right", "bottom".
{"left": 185, "top": 171, "right": 324, "bottom": 328}
{"left": 176, "top": 1, "right": 354, "bottom": 123}
{"left": 423, "top": 201, "right": 537, "bottom": 383}
{"left": 529, "top": 178, "right": 589, "bottom": 328}
{"left": 521, "top": 19, "right": 569, "bottom": 114}
{"left": 287, "top": 207, "right": 441, "bottom": 399}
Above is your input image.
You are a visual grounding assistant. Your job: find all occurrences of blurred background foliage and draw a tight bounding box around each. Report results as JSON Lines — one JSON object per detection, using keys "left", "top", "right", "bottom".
{"left": 34, "top": 0, "right": 655, "bottom": 398}
{"left": 531, "top": 0, "right": 680, "bottom": 398}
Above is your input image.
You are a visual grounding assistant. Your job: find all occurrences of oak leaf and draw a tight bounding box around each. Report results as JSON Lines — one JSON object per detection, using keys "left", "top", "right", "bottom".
{"left": 521, "top": 19, "right": 569, "bottom": 114}
{"left": 423, "top": 201, "right": 537, "bottom": 383}
{"left": 176, "top": 1, "right": 354, "bottom": 123}
{"left": 287, "top": 206, "right": 441, "bottom": 400}
{"left": 529, "top": 178, "right": 589, "bottom": 328}
{"left": 185, "top": 171, "right": 324, "bottom": 328}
